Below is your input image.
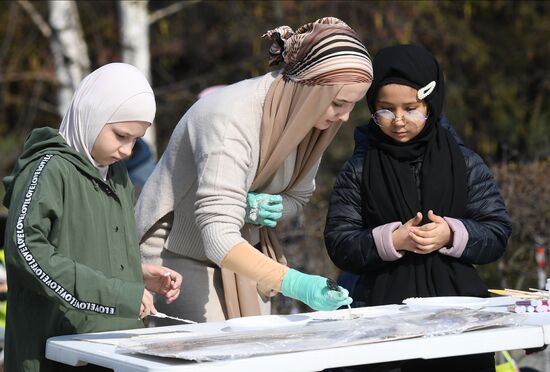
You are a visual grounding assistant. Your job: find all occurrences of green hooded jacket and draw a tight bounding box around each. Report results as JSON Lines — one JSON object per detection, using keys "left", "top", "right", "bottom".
{"left": 3, "top": 127, "right": 144, "bottom": 371}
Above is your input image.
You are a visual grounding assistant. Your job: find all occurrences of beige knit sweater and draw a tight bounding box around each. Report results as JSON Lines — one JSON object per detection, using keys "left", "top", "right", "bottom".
{"left": 135, "top": 71, "right": 319, "bottom": 265}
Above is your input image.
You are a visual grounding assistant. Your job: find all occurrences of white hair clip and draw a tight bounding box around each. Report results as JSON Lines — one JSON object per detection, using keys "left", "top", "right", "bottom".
{"left": 417, "top": 81, "right": 436, "bottom": 100}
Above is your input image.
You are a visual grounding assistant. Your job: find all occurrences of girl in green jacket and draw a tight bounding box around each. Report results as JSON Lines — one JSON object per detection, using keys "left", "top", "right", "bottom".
{"left": 2, "top": 63, "right": 182, "bottom": 372}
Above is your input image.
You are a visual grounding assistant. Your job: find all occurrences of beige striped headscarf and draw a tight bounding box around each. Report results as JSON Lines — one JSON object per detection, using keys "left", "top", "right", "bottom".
{"left": 263, "top": 17, "right": 372, "bottom": 85}
{"left": 222, "top": 17, "right": 373, "bottom": 318}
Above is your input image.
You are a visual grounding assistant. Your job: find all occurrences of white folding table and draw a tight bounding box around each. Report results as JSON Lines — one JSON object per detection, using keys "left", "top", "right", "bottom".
{"left": 46, "top": 305, "right": 548, "bottom": 372}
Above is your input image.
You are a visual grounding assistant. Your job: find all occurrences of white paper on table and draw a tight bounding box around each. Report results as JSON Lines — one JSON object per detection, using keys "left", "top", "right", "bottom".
{"left": 116, "top": 308, "right": 525, "bottom": 362}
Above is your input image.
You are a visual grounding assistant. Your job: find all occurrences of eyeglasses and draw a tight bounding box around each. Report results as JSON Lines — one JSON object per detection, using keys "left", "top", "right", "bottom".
{"left": 372, "top": 109, "right": 428, "bottom": 129}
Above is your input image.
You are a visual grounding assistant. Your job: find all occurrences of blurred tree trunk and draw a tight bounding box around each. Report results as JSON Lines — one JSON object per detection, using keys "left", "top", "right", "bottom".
{"left": 118, "top": 0, "right": 157, "bottom": 157}
{"left": 48, "top": 0, "right": 90, "bottom": 116}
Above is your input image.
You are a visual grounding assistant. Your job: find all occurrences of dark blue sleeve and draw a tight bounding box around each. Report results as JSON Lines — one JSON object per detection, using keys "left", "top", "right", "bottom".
{"left": 458, "top": 148, "right": 512, "bottom": 264}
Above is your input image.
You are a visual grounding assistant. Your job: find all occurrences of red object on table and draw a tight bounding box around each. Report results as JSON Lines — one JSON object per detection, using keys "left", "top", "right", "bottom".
{"left": 536, "top": 246, "right": 545, "bottom": 268}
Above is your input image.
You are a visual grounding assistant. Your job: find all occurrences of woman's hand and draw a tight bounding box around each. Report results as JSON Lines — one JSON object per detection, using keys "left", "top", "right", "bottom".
{"left": 408, "top": 210, "right": 453, "bottom": 254}
{"left": 142, "top": 263, "right": 182, "bottom": 304}
{"left": 280, "top": 269, "right": 352, "bottom": 311}
{"left": 140, "top": 289, "right": 156, "bottom": 319}
{"left": 392, "top": 212, "right": 423, "bottom": 252}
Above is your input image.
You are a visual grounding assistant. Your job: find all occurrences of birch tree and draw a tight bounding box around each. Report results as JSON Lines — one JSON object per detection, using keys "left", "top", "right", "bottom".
{"left": 17, "top": 0, "right": 89, "bottom": 117}
{"left": 48, "top": 0, "right": 90, "bottom": 116}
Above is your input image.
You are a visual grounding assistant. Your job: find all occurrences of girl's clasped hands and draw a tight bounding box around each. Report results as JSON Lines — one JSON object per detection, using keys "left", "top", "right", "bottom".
{"left": 393, "top": 210, "right": 453, "bottom": 254}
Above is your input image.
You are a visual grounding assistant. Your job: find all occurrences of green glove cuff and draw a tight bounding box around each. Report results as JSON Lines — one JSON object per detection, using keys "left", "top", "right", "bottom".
{"left": 280, "top": 268, "right": 302, "bottom": 298}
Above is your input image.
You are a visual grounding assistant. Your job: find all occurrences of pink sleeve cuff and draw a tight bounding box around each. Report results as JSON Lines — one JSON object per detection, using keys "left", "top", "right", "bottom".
{"left": 373, "top": 222, "right": 404, "bottom": 261}
{"left": 439, "top": 217, "right": 468, "bottom": 258}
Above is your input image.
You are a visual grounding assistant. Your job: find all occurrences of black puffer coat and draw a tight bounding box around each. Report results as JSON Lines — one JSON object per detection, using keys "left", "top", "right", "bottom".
{"left": 324, "top": 118, "right": 512, "bottom": 296}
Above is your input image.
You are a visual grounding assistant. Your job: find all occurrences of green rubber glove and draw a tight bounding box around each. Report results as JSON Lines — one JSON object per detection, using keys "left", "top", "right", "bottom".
{"left": 281, "top": 269, "right": 353, "bottom": 311}
{"left": 245, "top": 192, "right": 283, "bottom": 228}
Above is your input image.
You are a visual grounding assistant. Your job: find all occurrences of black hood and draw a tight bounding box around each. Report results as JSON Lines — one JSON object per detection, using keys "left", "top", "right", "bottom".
{"left": 366, "top": 44, "right": 445, "bottom": 128}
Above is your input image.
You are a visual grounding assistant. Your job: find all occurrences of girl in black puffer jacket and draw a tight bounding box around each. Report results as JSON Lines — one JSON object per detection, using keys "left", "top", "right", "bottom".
{"left": 324, "top": 45, "right": 511, "bottom": 372}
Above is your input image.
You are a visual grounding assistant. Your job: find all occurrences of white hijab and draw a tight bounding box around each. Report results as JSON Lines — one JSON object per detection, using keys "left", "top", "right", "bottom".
{"left": 59, "top": 63, "right": 156, "bottom": 179}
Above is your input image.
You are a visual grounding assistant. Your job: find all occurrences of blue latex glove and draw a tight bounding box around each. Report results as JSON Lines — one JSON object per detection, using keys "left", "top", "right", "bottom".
{"left": 245, "top": 192, "right": 283, "bottom": 228}
{"left": 281, "top": 269, "right": 353, "bottom": 311}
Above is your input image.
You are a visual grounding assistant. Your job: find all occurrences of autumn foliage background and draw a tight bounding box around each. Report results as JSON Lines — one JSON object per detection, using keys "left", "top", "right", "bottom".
{"left": 1, "top": 0, "right": 549, "bottom": 312}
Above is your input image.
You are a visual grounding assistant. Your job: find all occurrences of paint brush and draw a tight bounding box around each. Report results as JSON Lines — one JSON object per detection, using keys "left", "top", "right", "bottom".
{"left": 149, "top": 312, "right": 198, "bottom": 324}
{"left": 327, "top": 278, "right": 353, "bottom": 319}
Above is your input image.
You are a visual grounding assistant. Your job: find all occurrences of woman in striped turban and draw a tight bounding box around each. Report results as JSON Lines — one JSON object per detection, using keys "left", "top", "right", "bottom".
{"left": 135, "top": 17, "right": 373, "bottom": 322}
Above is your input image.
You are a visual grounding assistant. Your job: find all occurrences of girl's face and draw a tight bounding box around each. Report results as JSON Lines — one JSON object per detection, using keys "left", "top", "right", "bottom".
{"left": 91, "top": 121, "right": 150, "bottom": 166}
{"left": 374, "top": 84, "right": 429, "bottom": 143}
{"left": 314, "top": 82, "right": 371, "bottom": 130}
